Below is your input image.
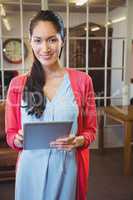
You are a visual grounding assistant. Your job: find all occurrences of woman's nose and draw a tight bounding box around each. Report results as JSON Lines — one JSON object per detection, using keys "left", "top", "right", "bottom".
{"left": 41, "top": 41, "right": 50, "bottom": 52}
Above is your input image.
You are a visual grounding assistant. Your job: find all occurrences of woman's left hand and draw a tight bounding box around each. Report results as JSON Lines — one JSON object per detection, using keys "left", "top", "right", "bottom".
{"left": 50, "top": 135, "right": 85, "bottom": 151}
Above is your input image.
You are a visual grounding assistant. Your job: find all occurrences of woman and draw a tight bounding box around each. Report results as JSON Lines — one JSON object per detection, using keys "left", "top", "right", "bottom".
{"left": 5, "top": 10, "right": 97, "bottom": 200}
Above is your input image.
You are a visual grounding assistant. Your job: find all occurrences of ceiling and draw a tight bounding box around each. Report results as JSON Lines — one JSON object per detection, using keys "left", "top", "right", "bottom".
{"left": 0, "top": 0, "right": 127, "bottom": 13}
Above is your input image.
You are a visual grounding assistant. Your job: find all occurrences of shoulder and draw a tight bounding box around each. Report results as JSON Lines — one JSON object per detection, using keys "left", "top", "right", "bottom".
{"left": 9, "top": 73, "right": 27, "bottom": 86}
{"left": 66, "top": 68, "right": 92, "bottom": 83}
{"left": 8, "top": 73, "right": 28, "bottom": 93}
{"left": 10, "top": 73, "right": 27, "bottom": 84}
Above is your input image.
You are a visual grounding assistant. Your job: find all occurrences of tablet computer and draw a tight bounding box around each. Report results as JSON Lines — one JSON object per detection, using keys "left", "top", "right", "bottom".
{"left": 23, "top": 121, "right": 73, "bottom": 150}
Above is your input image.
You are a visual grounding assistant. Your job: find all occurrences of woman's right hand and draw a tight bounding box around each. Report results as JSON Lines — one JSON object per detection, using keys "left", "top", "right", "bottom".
{"left": 14, "top": 129, "right": 24, "bottom": 148}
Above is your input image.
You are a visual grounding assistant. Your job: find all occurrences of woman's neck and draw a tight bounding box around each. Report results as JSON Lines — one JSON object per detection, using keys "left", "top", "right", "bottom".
{"left": 43, "top": 62, "right": 65, "bottom": 79}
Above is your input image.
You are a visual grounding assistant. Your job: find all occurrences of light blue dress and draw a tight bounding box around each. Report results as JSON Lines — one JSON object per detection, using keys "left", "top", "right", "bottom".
{"left": 15, "top": 74, "right": 79, "bottom": 200}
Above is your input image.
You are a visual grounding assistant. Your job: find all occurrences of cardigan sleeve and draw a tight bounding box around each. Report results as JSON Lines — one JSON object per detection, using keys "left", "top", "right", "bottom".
{"left": 79, "top": 75, "right": 97, "bottom": 148}
{"left": 5, "top": 78, "right": 22, "bottom": 152}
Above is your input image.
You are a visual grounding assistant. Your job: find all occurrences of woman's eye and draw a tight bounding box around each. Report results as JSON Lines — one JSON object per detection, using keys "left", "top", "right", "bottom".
{"left": 48, "top": 38, "right": 57, "bottom": 43}
{"left": 34, "top": 39, "right": 41, "bottom": 43}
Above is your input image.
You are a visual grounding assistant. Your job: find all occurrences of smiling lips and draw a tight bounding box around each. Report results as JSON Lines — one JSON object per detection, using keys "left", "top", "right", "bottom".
{"left": 39, "top": 54, "right": 51, "bottom": 60}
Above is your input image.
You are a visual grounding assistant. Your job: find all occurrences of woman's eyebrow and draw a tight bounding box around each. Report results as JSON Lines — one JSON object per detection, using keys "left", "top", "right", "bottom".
{"left": 32, "top": 35, "right": 57, "bottom": 40}
{"left": 47, "top": 35, "right": 57, "bottom": 39}
{"left": 32, "top": 36, "right": 41, "bottom": 39}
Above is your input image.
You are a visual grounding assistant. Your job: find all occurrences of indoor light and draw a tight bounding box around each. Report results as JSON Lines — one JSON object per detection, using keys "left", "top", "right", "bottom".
{"left": 105, "top": 21, "right": 112, "bottom": 27}
{"left": 91, "top": 27, "right": 100, "bottom": 32}
{"left": 105, "top": 16, "right": 126, "bottom": 27}
{"left": 2, "top": 18, "right": 11, "bottom": 31}
{"left": 112, "top": 16, "right": 126, "bottom": 24}
{"left": 75, "top": 0, "right": 88, "bottom": 6}
{"left": 0, "top": 4, "right": 6, "bottom": 16}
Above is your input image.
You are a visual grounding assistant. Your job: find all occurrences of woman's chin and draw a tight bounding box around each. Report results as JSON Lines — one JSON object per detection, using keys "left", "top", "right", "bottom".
{"left": 40, "top": 59, "right": 58, "bottom": 68}
{"left": 39, "top": 60, "right": 52, "bottom": 66}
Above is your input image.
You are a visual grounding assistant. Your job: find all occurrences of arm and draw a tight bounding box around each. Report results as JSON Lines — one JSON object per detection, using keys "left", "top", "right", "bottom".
{"left": 79, "top": 75, "right": 97, "bottom": 148}
{"left": 5, "top": 78, "right": 22, "bottom": 152}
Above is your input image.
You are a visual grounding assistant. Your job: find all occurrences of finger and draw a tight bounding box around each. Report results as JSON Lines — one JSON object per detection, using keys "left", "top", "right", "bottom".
{"left": 50, "top": 142, "right": 67, "bottom": 147}
{"left": 56, "top": 135, "right": 75, "bottom": 141}
{"left": 73, "top": 138, "right": 77, "bottom": 145}
{"left": 50, "top": 137, "right": 76, "bottom": 146}
{"left": 14, "top": 137, "right": 23, "bottom": 148}
{"left": 14, "top": 140, "right": 23, "bottom": 148}
{"left": 66, "top": 136, "right": 75, "bottom": 143}
{"left": 50, "top": 141, "right": 67, "bottom": 146}
{"left": 16, "top": 134, "right": 23, "bottom": 141}
{"left": 56, "top": 136, "right": 75, "bottom": 143}
{"left": 55, "top": 137, "right": 68, "bottom": 142}
{"left": 18, "top": 129, "right": 24, "bottom": 136}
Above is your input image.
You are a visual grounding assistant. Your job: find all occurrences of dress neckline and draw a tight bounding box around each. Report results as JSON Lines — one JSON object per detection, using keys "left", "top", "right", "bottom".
{"left": 46, "top": 73, "right": 68, "bottom": 103}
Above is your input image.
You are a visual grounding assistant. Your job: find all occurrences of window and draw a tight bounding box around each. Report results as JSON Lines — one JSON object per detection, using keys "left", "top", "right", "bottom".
{"left": 0, "top": 0, "right": 128, "bottom": 107}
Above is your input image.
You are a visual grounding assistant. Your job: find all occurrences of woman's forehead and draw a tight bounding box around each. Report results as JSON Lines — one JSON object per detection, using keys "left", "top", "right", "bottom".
{"left": 32, "top": 20, "right": 58, "bottom": 35}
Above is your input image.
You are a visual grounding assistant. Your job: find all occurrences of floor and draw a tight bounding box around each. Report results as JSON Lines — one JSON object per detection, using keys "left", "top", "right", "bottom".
{"left": 0, "top": 148, "right": 133, "bottom": 200}
{"left": 88, "top": 149, "right": 133, "bottom": 200}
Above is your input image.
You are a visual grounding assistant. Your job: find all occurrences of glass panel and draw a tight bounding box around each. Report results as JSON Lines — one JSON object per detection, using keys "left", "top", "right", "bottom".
{"left": 109, "top": 0, "right": 127, "bottom": 9}
{"left": 108, "top": 0, "right": 127, "bottom": 38}
{"left": 89, "top": 38, "right": 125, "bottom": 69}
{"left": 69, "top": 2, "right": 86, "bottom": 37}
{"left": 89, "top": 39, "right": 105, "bottom": 68}
{"left": 0, "top": 70, "right": 18, "bottom": 99}
{"left": 23, "top": 0, "right": 41, "bottom": 13}
{"left": 49, "top": 0, "right": 66, "bottom": 12}
{"left": 89, "top": 0, "right": 106, "bottom": 37}
{"left": 95, "top": 98, "right": 105, "bottom": 108}
{"left": 1, "top": 3, "right": 21, "bottom": 37}
{"left": 88, "top": 69, "right": 105, "bottom": 99}
{"left": 69, "top": 38, "right": 86, "bottom": 69}
{"left": 110, "top": 39, "right": 125, "bottom": 68}
{"left": 109, "top": 69, "right": 123, "bottom": 106}
{"left": 4, "top": 70, "right": 18, "bottom": 97}
{"left": 109, "top": 98, "right": 123, "bottom": 107}
{"left": 107, "top": 38, "right": 112, "bottom": 68}
{"left": 24, "top": 37, "right": 33, "bottom": 72}
{"left": 23, "top": 0, "right": 41, "bottom": 6}
{"left": 23, "top": 1, "right": 41, "bottom": 38}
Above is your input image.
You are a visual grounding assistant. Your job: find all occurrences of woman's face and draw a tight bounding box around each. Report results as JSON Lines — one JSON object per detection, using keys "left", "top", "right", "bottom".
{"left": 30, "top": 20, "right": 63, "bottom": 68}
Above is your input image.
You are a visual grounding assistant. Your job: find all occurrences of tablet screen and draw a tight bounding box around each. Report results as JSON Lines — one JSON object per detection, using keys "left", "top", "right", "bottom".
{"left": 23, "top": 121, "right": 73, "bottom": 150}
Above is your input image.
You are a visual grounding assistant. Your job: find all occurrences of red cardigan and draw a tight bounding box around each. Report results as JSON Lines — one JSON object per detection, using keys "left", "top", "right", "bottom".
{"left": 5, "top": 68, "right": 97, "bottom": 200}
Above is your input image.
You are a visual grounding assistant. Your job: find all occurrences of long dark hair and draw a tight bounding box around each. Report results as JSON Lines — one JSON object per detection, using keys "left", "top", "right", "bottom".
{"left": 23, "top": 10, "right": 65, "bottom": 118}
